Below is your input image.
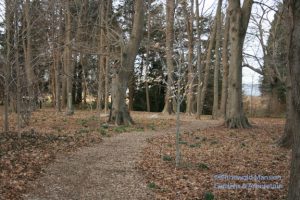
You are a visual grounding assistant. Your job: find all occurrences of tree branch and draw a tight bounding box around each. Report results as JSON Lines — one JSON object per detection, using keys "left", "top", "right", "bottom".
{"left": 242, "top": 63, "right": 263, "bottom": 75}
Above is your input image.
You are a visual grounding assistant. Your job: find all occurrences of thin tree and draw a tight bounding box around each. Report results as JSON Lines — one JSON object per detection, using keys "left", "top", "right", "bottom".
{"left": 196, "top": 0, "right": 205, "bottom": 119}
{"left": 220, "top": 10, "right": 230, "bottom": 118}
{"left": 3, "top": 0, "right": 13, "bottom": 132}
{"left": 64, "top": 0, "right": 74, "bottom": 115}
{"left": 212, "top": 0, "right": 223, "bottom": 119}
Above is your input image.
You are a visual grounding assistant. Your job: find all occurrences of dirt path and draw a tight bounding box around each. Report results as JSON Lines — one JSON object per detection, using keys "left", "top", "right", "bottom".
{"left": 23, "top": 118, "right": 220, "bottom": 200}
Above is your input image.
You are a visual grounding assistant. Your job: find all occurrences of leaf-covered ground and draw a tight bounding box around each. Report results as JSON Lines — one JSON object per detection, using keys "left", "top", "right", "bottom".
{"left": 0, "top": 109, "right": 176, "bottom": 200}
{"left": 139, "top": 118, "right": 290, "bottom": 200}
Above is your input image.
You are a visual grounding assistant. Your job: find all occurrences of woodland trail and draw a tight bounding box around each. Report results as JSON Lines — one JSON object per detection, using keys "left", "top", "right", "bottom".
{"left": 23, "top": 116, "right": 220, "bottom": 200}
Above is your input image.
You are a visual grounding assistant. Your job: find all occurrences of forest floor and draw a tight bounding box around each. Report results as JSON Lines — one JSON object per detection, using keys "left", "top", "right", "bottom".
{"left": 140, "top": 118, "right": 290, "bottom": 200}
{"left": 0, "top": 108, "right": 290, "bottom": 199}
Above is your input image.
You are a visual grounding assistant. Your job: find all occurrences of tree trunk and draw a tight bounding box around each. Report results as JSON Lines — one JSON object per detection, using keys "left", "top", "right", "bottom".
{"left": 162, "top": 0, "right": 175, "bottom": 114}
{"left": 196, "top": 0, "right": 203, "bottom": 119}
{"left": 145, "top": 3, "right": 151, "bottom": 112}
{"left": 184, "top": 0, "right": 194, "bottom": 115}
{"left": 212, "top": 0, "right": 223, "bottom": 119}
{"left": 287, "top": 1, "right": 300, "bottom": 198}
{"left": 198, "top": 4, "right": 219, "bottom": 116}
{"left": 278, "top": 72, "right": 292, "bottom": 148}
{"left": 128, "top": 75, "right": 135, "bottom": 111}
{"left": 220, "top": 11, "right": 230, "bottom": 118}
{"left": 3, "top": 0, "right": 12, "bottom": 132}
{"left": 24, "top": 0, "right": 36, "bottom": 110}
{"left": 225, "top": 0, "right": 253, "bottom": 128}
{"left": 54, "top": 51, "right": 61, "bottom": 112}
{"left": 64, "top": 0, "right": 73, "bottom": 115}
{"left": 97, "top": 1, "right": 105, "bottom": 111}
{"left": 104, "top": 57, "right": 110, "bottom": 114}
{"left": 14, "top": 5, "right": 21, "bottom": 129}
{"left": 109, "top": 0, "right": 144, "bottom": 125}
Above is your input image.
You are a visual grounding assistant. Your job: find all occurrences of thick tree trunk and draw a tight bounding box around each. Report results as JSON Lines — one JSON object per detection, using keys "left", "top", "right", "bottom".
{"left": 184, "top": 0, "right": 194, "bottom": 115}
{"left": 110, "top": 69, "right": 134, "bottom": 125}
{"left": 212, "top": 0, "right": 223, "bottom": 119}
{"left": 278, "top": 73, "right": 292, "bottom": 148}
{"left": 225, "top": 0, "right": 253, "bottom": 128}
{"left": 162, "top": 0, "right": 175, "bottom": 114}
{"left": 287, "top": 1, "right": 300, "bottom": 198}
{"left": 128, "top": 75, "right": 135, "bottom": 111}
{"left": 220, "top": 11, "right": 230, "bottom": 118}
{"left": 109, "top": 0, "right": 144, "bottom": 125}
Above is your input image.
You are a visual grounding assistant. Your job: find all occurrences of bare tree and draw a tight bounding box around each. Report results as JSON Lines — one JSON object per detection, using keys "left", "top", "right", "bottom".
{"left": 212, "top": 0, "right": 223, "bottom": 119}
{"left": 162, "top": 0, "right": 175, "bottom": 114}
{"left": 64, "top": 0, "right": 74, "bottom": 115}
{"left": 225, "top": 0, "right": 253, "bottom": 128}
{"left": 220, "top": 10, "right": 230, "bottom": 118}
{"left": 197, "top": 1, "right": 219, "bottom": 117}
{"left": 3, "top": 0, "right": 13, "bottom": 132}
{"left": 109, "top": 0, "right": 145, "bottom": 125}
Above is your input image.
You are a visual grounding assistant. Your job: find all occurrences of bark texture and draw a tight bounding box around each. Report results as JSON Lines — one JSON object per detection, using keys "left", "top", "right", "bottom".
{"left": 23, "top": 0, "right": 37, "bottom": 110}
{"left": 212, "top": 0, "right": 223, "bottom": 119}
{"left": 225, "top": 0, "right": 253, "bottom": 128}
{"left": 198, "top": 2, "right": 219, "bottom": 116}
{"left": 64, "top": 0, "right": 74, "bottom": 115}
{"left": 287, "top": 1, "right": 300, "bottom": 199}
{"left": 278, "top": 73, "right": 293, "bottom": 148}
{"left": 109, "top": 0, "right": 145, "bottom": 125}
{"left": 196, "top": 0, "right": 202, "bottom": 119}
{"left": 162, "top": 0, "right": 175, "bottom": 114}
{"left": 220, "top": 11, "right": 230, "bottom": 118}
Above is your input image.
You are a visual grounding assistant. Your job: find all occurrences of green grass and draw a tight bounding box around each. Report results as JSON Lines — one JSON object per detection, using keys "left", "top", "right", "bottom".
{"left": 97, "top": 127, "right": 108, "bottom": 136}
{"left": 189, "top": 142, "right": 201, "bottom": 148}
{"left": 77, "top": 119, "right": 88, "bottom": 127}
{"left": 78, "top": 128, "right": 90, "bottom": 134}
{"left": 197, "top": 162, "right": 209, "bottom": 170}
{"left": 162, "top": 155, "right": 173, "bottom": 161}
{"left": 113, "top": 125, "right": 128, "bottom": 133}
{"left": 179, "top": 140, "right": 188, "bottom": 145}
{"left": 204, "top": 192, "right": 214, "bottom": 200}
{"left": 148, "top": 182, "right": 157, "bottom": 189}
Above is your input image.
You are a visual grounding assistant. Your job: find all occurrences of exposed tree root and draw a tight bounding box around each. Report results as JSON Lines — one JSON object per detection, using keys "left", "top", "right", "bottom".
{"left": 109, "top": 110, "right": 134, "bottom": 126}
{"left": 225, "top": 116, "right": 251, "bottom": 129}
{"left": 277, "top": 123, "right": 293, "bottom": 148}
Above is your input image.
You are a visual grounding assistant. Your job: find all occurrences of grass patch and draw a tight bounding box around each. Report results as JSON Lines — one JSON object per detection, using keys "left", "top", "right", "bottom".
{"left": 204, "top": 192, "right": 214, "bottom": 200}
{"left": 148, "top": 182, "right": 157, "bottom": 189}
{"left": 197, "top": 163, "right": 209, "bottom": 170}
{"left": 97, "top": 128, "right": 108, "bottom": 136}
{"left": 78, "top": 128, "right": 89, "bottom": 134}
{"left": 113, "top": 126, "right": 128, "bottom": 133}
{"left": 189, "top": 143, "right": 201, "bottom": 148}
{"left": 162, "top": 155, "right": 173, "bottom": 161}
{"left": 77, "top": 119, "right": 88, "bottom": 127}
{"left": 179, "top": 140, "right": 188, "bottom": 145}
